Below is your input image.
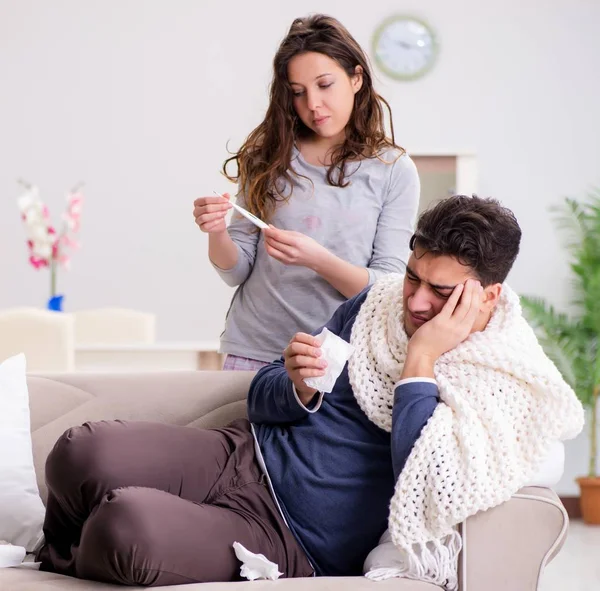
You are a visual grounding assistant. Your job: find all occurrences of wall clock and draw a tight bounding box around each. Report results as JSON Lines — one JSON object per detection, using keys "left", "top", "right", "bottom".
{"left": 372, "top": 15, "right": 438, "bottom": 81}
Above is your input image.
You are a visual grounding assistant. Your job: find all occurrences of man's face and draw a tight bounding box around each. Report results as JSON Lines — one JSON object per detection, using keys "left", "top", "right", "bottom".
{"left": 402, "top": 249, "right": 478, "bottom": 337}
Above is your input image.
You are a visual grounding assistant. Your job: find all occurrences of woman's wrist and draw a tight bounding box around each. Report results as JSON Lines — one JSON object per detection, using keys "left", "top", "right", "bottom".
{"left": 208, "top": 231, "right": 238, "bottom": 270}
{"left": 309, "top": 245, "right": 335, "bottom": 274}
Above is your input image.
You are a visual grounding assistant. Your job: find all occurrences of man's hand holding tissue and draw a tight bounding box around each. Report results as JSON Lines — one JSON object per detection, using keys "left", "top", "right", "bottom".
{"left": 283, "top": 333, "right": 327, "bottom": 405}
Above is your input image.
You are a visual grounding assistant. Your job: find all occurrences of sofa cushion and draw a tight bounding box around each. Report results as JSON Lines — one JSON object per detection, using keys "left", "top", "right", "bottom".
{"left": 0, "top": 567, "right": 442, "bottom": 590}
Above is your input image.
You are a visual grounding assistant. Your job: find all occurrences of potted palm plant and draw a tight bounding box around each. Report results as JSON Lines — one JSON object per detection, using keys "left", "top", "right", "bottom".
{"left": 520, "top": 190, "right": 600, "bottom": 524}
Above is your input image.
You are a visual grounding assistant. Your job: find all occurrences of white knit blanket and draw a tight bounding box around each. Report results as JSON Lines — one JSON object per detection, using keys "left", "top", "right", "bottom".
{"left": 348, "top": 274, "right": 584, "bottom": 590}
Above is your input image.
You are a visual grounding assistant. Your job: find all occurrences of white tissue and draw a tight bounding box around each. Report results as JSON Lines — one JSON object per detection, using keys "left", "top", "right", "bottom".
{"left": 303, "top": 327, "right": 354, "bottom": 394}
{"left": 232, "top": 541, "right": 283, "bottom": 581}
{"left": 0, "top": 542, "right": 26, "bottom": 568}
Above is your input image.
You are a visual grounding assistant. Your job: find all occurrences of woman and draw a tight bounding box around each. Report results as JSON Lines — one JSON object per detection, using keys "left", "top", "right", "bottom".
{"left": 194, "top": 14, "right": 420, "bottom": 369}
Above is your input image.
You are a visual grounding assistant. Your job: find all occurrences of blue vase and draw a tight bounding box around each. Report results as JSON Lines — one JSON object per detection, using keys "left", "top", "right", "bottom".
{"left": 47, "top": 295, "right": 64, "bottom": 311}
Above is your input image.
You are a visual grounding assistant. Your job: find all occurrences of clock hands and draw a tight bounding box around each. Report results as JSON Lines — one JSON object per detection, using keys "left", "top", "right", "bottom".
{"left": 395, "top": 40, "right": 414, "bottom": 50}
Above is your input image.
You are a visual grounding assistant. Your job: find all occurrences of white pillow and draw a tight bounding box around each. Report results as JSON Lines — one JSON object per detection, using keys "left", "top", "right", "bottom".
{"left": 0, "top": 354, "right": 45, "bottom": 553}
{"left": 523, "top": 440, "right": 565, "bottom": 487}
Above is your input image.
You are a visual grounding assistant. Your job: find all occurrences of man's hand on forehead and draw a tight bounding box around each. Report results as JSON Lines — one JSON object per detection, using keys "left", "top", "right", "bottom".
{"left": 401, "top": 279, "right": 484, "bottom": 379}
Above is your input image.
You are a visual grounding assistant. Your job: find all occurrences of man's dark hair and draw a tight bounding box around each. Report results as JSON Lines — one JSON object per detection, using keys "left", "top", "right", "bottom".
{"left": 409, "top": 195, "right": 522, "bottom": 285}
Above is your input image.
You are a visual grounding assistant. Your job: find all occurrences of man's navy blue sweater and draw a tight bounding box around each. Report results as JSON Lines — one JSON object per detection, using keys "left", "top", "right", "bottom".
{"left": 248, "top": 289, "right": 439, "bottom": 576}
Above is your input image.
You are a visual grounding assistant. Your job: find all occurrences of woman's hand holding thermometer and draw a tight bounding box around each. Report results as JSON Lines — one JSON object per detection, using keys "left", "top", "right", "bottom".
{"left": 211, "top": 191, "right": 269, "bottom": 230}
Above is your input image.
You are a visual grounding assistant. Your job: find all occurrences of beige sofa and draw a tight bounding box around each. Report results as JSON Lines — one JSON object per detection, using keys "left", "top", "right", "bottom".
{"left": 2, "top": 371, "right": 569, "bottom": 591}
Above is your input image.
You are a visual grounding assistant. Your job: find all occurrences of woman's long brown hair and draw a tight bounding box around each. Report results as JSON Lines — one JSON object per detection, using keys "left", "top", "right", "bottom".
{"left": 223, "top": 14, "right": 403, "bottom": 223}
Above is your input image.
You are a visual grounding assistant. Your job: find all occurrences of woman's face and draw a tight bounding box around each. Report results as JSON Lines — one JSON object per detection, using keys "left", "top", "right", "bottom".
{"left": 287, "top": 51, "right": 362, "bottom": 144}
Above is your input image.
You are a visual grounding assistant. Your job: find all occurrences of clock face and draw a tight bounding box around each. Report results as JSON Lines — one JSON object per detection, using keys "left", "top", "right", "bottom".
{"left": 373, "top": 16, "right": 438, "bottom": 81}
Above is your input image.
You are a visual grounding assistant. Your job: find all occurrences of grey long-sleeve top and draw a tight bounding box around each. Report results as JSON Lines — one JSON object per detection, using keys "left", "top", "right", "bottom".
{"left": 213, "top": 146, "right": 420, "bottom": 362}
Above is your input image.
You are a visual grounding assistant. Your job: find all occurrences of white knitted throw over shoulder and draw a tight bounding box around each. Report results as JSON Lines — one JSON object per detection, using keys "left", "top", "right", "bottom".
{"left": 348, "top": 274, "right": 584, "bottom": 590}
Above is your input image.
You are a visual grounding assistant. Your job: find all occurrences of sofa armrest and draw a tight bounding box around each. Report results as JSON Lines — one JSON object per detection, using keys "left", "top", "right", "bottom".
{"left": 459, "top": 487, "right": 568, "bottom": 591}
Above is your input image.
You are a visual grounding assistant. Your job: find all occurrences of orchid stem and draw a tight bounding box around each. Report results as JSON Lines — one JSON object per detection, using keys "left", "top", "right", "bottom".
{"left": 50, "top": 257, "right": 57, "bottom": 299}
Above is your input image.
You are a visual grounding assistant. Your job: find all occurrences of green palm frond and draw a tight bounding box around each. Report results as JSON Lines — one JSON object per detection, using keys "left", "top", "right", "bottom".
{"left": 521, "top": 189, "right": 600, "bottom": 476}
{"left": 571, "top": 334, "right": 597, "bottom": 406}
{"left": 583, "top": 266, "right": 600, "bottom": 335}
{"left": 520, "top": 296, "right": 574, "bottom": 335}
{"left": 520, "top": 296, "right": 579, "bottom": 388}
{"left": 551, "top": 198, "right": 591, "bottom": 256}
{"left": 584, "top": 191, "right": 600, "bottom": 255}
{"left": 520, "top": 192, "right": 600, "bottom": 405}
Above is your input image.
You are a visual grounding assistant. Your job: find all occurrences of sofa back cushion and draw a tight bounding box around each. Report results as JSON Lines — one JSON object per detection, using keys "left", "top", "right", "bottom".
{"left": 26, "top": 371, "right": 255, "bottom": 504}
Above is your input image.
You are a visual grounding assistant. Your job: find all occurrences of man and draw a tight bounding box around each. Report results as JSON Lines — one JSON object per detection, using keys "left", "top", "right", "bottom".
{"left": 247, "top": 194, "right": 520, "bottom": 578}
{"left": 39, "top": 195, "right": 581, "bottom": 587}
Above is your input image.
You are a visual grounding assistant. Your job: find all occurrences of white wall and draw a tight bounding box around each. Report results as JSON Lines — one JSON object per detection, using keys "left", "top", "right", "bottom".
{"left": 0, "top": 0, "right": 598, "bottom": 494}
